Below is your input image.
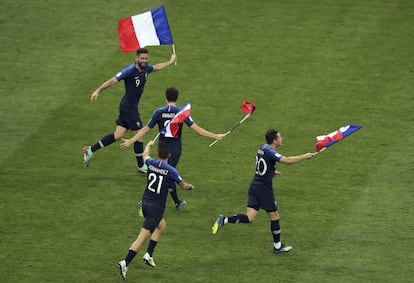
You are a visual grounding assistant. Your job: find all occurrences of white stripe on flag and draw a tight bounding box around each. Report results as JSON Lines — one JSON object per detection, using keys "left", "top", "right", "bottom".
{"left": 131, "top": 12, "right": 160, "bottom": 47}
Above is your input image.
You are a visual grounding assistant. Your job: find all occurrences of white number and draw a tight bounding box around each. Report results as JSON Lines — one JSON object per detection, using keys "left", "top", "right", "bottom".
{"left": 148, "top": 173, "right": 164, "bottom": 194}
{"left": 135, "top": 77, "right": 141, "bottom": 87}
{"left": 255, "top": 156, "right": 267, "bottom": 176}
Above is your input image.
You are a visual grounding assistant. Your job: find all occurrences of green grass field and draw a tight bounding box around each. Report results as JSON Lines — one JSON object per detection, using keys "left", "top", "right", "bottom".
{"left": 1, "top": 0, "right": 413, "bottom": 282}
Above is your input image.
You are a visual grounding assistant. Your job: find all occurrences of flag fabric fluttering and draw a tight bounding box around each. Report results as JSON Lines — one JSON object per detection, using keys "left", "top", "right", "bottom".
{"left": 240, "top": 100, "right": 256, "bottom": 116}
{"left": 209, "top": 100, "right": 256, "bottom": 147}
{"left": 315, "top": 124, "right": 362, "bottom": 152}
{"left": 118, "top": 6, "right": 173, "bottom": 53}
{"left": 161, "top": 103, "right": 191, "bottom": 139}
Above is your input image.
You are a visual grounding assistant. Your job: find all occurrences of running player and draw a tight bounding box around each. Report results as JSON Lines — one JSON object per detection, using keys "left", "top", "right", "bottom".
{"left": 212, "top": 129, "right": 314, "bottom": 254}
{"left": 118, "top": 140, "right": 194, "bottom": 280}
{"left": 83, "top": 48, "right": 177, "bottom": 173}
{"left": 120, "top": 87, "right": 225, "bottom": 210}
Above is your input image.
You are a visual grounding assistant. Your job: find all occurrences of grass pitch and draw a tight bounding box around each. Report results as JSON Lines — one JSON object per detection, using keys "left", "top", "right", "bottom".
{"left": 1, "top": 0, "right": 413, "bottom": 282}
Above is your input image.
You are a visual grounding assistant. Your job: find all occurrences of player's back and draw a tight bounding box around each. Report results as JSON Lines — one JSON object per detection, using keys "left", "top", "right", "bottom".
{"left": 142, "top": 158, "right": 182, "bottom": 209}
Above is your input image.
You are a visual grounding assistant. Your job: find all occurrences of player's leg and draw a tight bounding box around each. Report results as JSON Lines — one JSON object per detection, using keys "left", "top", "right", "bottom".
{"left": 143, "top": 218, "right": 166, "bottom": 267}
{"left": 130, "top": 128, "right": 146, "bottom": 172}
{"left": 83, "top": 125, "right": 127, "bottom": 166}
{"left": 267, "top": 208, "right": 292, "bottom": 254}
{"left": 166, "top": 142, "right": 186, "bottom": 208}
{"left": 212, "top": 188, "right": 258, "bottom": 234}
{"left": 118, "top": 227, "right": 151, "bottom": 279}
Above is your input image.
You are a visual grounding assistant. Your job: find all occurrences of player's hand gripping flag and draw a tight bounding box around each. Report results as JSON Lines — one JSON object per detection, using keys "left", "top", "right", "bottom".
{"left": 315, "top": 124, "right": 362, "bottom": 154}
{"left": 161, "top": 103, "right": 191, "bottom": 139}
{"left": 209, "top": 100, "right": 256, "bottom": 147}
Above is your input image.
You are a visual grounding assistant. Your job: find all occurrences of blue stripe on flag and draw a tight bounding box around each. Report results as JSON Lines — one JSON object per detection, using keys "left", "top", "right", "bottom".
{"left": 151, "top": 6, "right": 174, "bottom": 45}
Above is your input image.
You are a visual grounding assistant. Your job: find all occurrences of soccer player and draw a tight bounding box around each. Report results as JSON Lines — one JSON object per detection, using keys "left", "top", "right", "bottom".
{"left": 118, "top": 140, "right": 194, "bottom": 280}
{"left": 120, "top": 87, "right": 225, "bottom": 210}
{"left": 83, "top": 48, "right": 177, "bottom": 173}
{"left": 212, "top": 129, "right": 314, "bottom": 254}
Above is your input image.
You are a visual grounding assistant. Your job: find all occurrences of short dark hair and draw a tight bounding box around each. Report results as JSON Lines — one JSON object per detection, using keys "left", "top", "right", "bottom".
{"left": 136, "top": 48, "right": 149, "bottom": 55}
{"left": 265, "top": 129, "right": 279, "bottom": 144}
{"left": 165, "top": 87, "right": 179, "bottom": 102}
{"left": 157, "top": 143, "right": 170, "bottom": 159}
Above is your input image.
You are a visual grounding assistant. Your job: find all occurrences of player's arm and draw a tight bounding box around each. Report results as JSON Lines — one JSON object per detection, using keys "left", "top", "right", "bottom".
{"left": 153, "top": 53, "right": 177, "bottom": 71}
{"left": 178, "top": 182, "right": 194, "bottom": 191}
{"left": 279, "top": 153, "right": 314, "bottom": 164}
{"left": 120, "top": 126, "right": 151, "bottom": 150}
{"left": 143, "top": 139, "right": 156, "bottom": 162}
{"left": 190, "top": 124, "right": 225, "bottom": 140}
{"left": 90, "top": 77, "right": 118, "bottom": 101}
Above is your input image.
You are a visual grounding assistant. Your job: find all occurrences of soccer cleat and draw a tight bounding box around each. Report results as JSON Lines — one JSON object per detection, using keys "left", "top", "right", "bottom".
{"left": 118, "top": 260, "right": 128, "bottom": 279}
{"left": 143, "top": 252, "right": 156, "bottom": 267}
{"left": 273, "top": 244, "right": 293, "bottom": 255}
{"left": 137, "top": 163, "right": 148, "bottom": 174}
{"left": 212, "top": 215, "right": 225, "bottom": 235}
{"left": 176, "top": 200, "right": 187, "bottom": 211}
{"left": 83, "top": 146, "right": 94, "bottom": 166}
{"left": 137, "top": 199, "right": 144, "bottom": 217}
{"left": 138, "top": 208, "right": 144, "bottom": 218}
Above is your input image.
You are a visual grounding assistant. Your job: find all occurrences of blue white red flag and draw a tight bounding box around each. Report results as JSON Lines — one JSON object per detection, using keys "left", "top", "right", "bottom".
{"left": 161, "top": 103, "right": 191, "bottom": 139}
{"left": 315, "top": 125, "right": 362, "bottom": 152}
{"left": 118, "top": 6, "right": 174, "bottom": 53}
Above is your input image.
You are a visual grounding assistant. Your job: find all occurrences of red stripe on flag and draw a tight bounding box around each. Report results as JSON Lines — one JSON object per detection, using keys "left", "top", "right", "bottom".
{"left": 118, "top": 17, "right": 140, "bottom": 53}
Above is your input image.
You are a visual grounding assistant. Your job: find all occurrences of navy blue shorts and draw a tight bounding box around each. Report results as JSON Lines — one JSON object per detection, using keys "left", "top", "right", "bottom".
{"left": 116, "top": 107, "right": 143, "bottom": 131}
{"left": 142, "top": 204, "right": 164, "bottom": 233}
{"left": 247, "top": 183, "right": 277, "bottom": 213}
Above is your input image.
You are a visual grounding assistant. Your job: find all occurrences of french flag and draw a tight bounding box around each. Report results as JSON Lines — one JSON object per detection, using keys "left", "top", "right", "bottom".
{"left": 316, "top": 125, "right": 362, "bottom": 152}
{"left": 161, "top": 103, "right": 191, "bottom": 139}
{"left": 118, "top": 6, "right": 174, "bottom": 53}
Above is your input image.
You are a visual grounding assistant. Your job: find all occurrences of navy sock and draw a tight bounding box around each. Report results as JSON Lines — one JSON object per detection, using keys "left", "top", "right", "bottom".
{"left": 147, "top": 240, "right": 157, "bottom": 257}
{"left": 125, "top": 249, "right": 137, "bottom": 266}
{"left": 169, "top": 185, "right": 180, "bottom": 205}
{"left": 227, "top": 214, "right": 249, "bottom": 224}
{"left": 271, "top": 220, "right": 281, "bottom": 244}
{"left": 134, "top": 141, "right": 144, "bottom": 167}
{"left": 91, "top": 133, "right": 115, "bottom": 152}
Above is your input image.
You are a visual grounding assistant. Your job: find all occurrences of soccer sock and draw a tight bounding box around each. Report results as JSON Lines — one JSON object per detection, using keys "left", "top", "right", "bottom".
{"left": 169, "top": 186, "right": 180, "bottom": 205}
{"left": 147, "top": 240, "right": 158, "bottom": 257}
{"left": 125, "top": 249, "right": 137, "bottom": 266}
{"left": 271, "top": 220, "right": 281, "bottom": 249}
{"left": 91, "top": 133, "right": 115, "bottom": 152}
{"left": 134, "top": 141, "right": 144, "bottom": 167}
{"left": 227, "top": 214, "right": 250, "bottom": 224}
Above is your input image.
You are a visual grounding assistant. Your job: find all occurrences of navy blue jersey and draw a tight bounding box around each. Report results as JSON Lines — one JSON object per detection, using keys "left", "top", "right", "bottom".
{"left": 251, "top": 144, "right": 283, "bottom": 188}
{"left": 147, "top": 105, "right": 195, "bottom": 143}
{"left": 142, "top": 157, "right": 183, "bottom": 210}
{"left": 115, "top": 63, "right": 154, "bottom": 111}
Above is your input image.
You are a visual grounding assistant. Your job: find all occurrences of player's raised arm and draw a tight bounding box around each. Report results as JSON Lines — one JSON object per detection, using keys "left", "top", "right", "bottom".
{"left": 143, "top": 140, "right": 156, "bottom": 162}
{"left": 153, "top": 53, "right": 177, "bottom": 71}
{"left": 190, "top": 124, "right": 225, "bottom": 140}
{"left": 279, "top": 153, "right": 314, "bottom": 164}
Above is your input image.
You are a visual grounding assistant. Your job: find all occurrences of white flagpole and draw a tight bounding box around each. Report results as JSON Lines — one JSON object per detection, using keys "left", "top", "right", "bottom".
{"left": 172, "top": 44, "right": 177, "bottom": 65}
{"left": 313, "top": 147, "right": 326, "bottom": 156}
{"left": 209, "top": 114, "right": 251, "bottom": 147}
{"left": 153, "top": 132, "right": 160, "bottom": 142}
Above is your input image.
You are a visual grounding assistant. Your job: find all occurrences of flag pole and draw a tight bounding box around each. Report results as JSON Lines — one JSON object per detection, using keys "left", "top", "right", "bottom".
{"left": 153, "top": 132, "right": 160, "bottom": 142}
{"left": 172, "top": 44, "right": 177, "bottom": 65}
{"left": 209, "top": 114, "right": 251, "bottom": 147}
{"left": 313, "top": 147, "right": 326, "bottom": 156}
